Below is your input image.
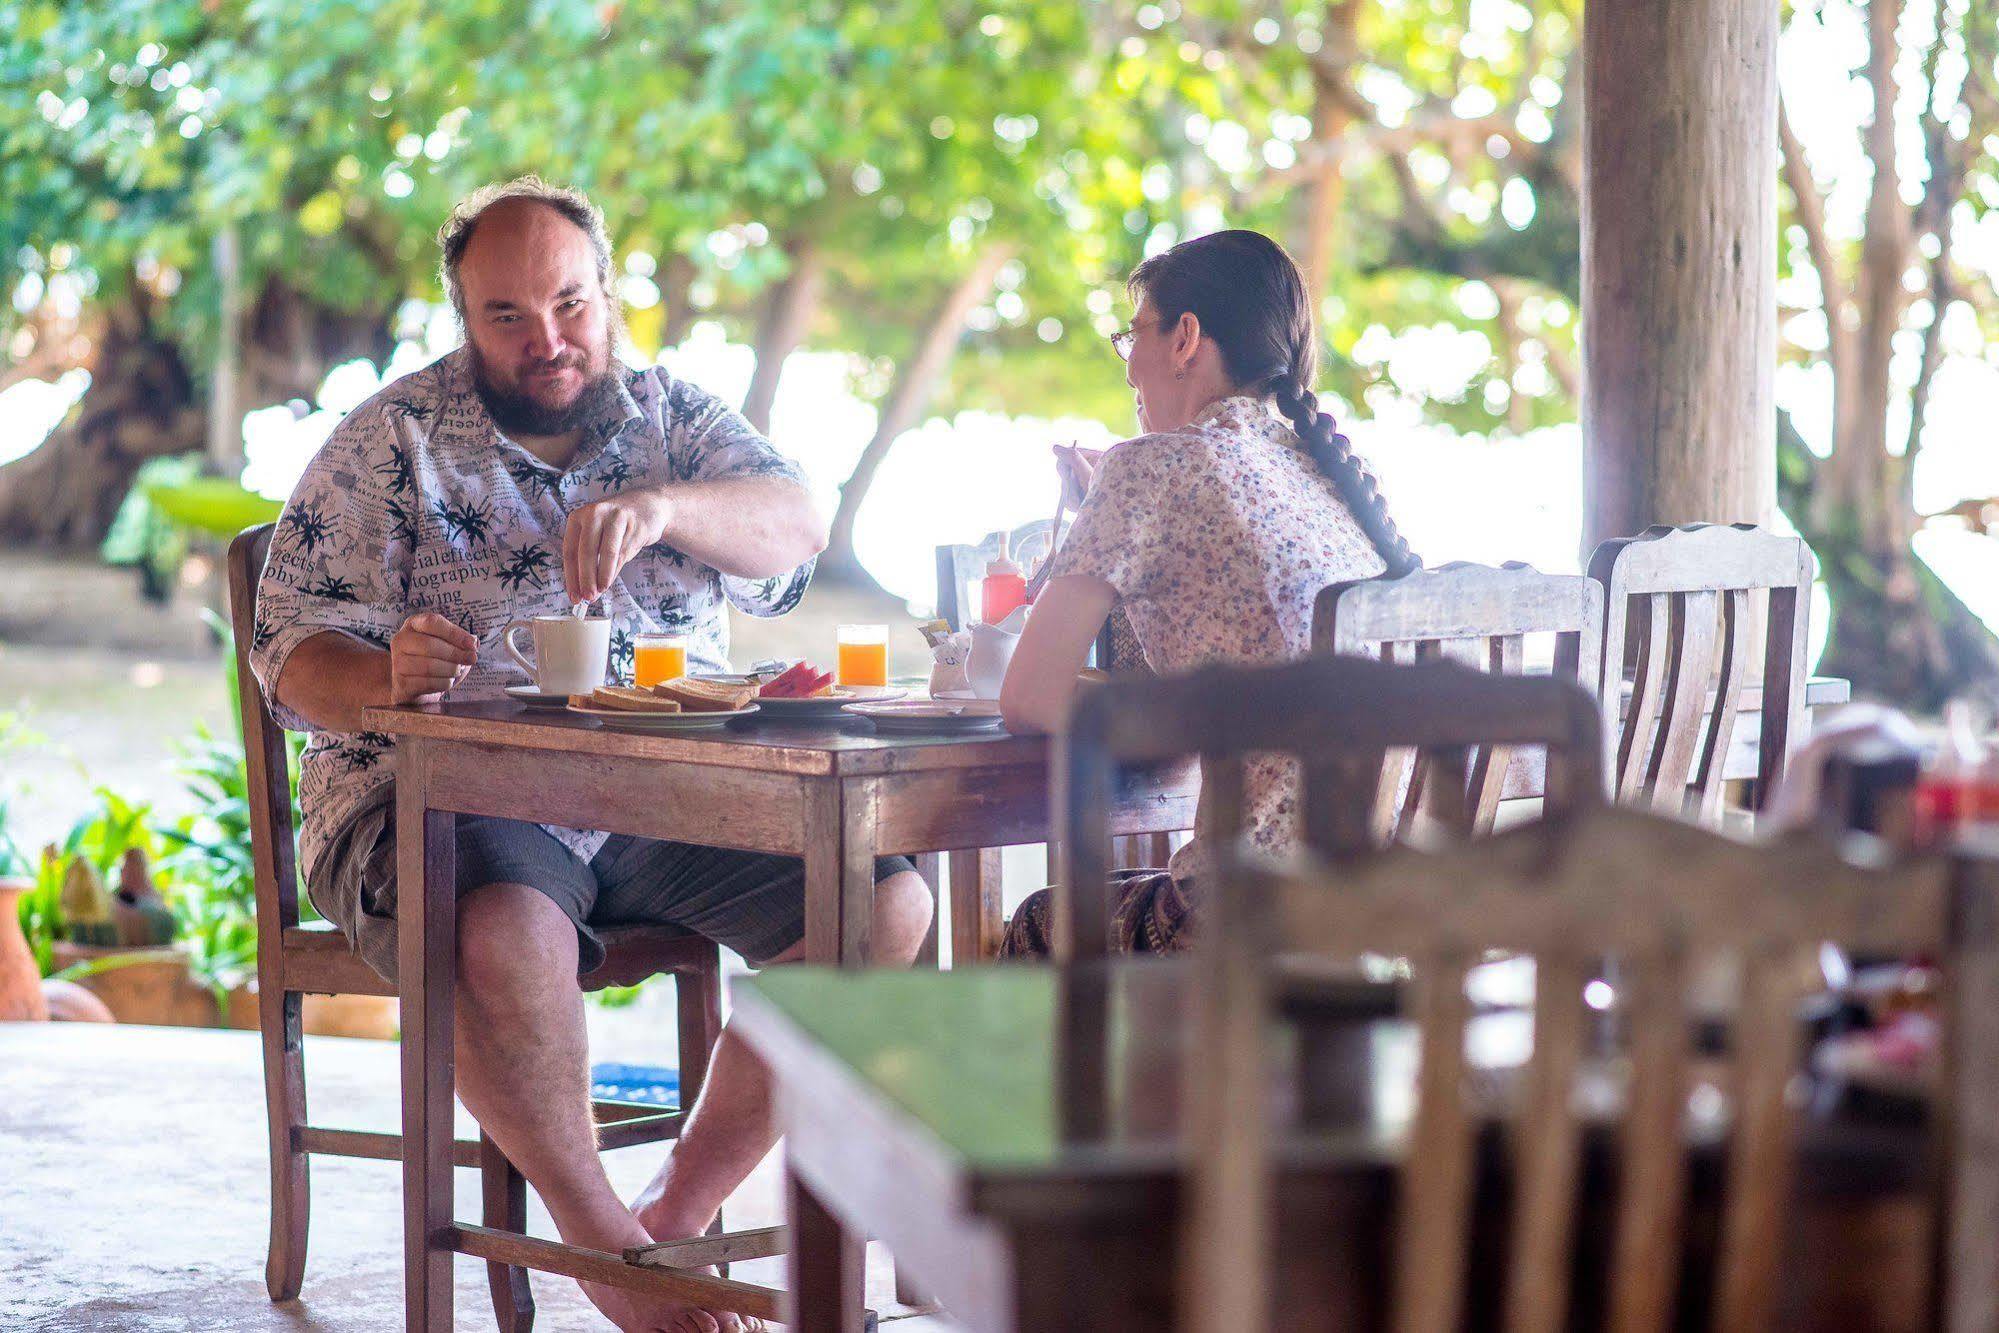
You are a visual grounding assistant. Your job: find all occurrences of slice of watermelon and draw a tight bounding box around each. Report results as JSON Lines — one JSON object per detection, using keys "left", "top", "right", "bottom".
{"left": 759, "top": 662, "right": 822, "bottom": 698}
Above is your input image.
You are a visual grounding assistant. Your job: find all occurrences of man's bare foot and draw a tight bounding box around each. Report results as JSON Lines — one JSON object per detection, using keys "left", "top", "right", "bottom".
{"left": 628, "top": 1191, "right": 758, "bottom": 1333}
{"left": 552, "top": 1198, "right": 746, "bottom": 1332}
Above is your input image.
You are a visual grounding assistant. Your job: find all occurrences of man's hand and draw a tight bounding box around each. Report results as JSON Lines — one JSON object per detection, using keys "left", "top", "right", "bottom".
{"left": 563, "top": 489, "right": 671, "bottom": 606}
{"left": 390, "top": 613, "right": 478, "bottom": 705}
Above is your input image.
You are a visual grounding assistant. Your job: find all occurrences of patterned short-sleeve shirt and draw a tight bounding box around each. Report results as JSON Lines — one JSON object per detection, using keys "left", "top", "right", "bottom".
{"left": 248, "top": 346, "right": 814, "bottom": 881}
{"left": 1047, "top": 394, "right": 1388, "bottom": 881}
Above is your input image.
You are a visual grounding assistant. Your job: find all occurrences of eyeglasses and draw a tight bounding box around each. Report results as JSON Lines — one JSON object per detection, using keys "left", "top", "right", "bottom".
{"left": 1110, "top": 325, "right": 1137, "bottom": 361}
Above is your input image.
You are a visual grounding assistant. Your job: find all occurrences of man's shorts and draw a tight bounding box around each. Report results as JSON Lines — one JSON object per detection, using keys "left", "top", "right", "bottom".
{"left": 306, "top": 791, "right": 916, "bottom": 983}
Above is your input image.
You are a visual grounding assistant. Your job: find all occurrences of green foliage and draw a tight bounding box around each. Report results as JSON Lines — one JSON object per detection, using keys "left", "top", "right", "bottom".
{"left": 153, "top": 721, "right": 309, "bottom": 999}
{"left": 18, "top": 845, "right": 67, "bottom": 976}
{"left": 589, "top": 981, "right": 650, "bottom": 1009}
{"left": 0, "top": 796, "right": 27, "bottom": 882}
{"left": 102, "top": 454, "right": 198, "bottom": 600}
{"left": 62, "top": 787, "right": 159, "bottom": 882}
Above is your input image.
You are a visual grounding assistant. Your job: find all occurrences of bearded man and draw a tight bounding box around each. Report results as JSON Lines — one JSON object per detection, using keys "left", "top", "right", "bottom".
{"left": 250, "top": 177, "right": 932, "bottom": 1332}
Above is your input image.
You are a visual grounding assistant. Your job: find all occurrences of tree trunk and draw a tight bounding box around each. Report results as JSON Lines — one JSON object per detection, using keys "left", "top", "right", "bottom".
{"left": 1778, "top": 412, "right": 1999, "bottom": 709}
{"left": 1841, "top": 0, "right": 1914, "bottom": 552}
{"left": 741, "top": 236, "right": 826, "bottom": 435}
{"left": 818, "top": 247, "right": 1016, "bottom": 585}
{"left": 0, "top": 275, "right": 393, "bottom": 551}
{"left": 1579, "top": 0, "right": 1778, "bottom": 553}
{"left": 1299, "top": 2, "right": 1361, "bottom": 304}
{"left": 238, "top": 275, "right": 395, "bottom": 408}
{"left": 206, "top": 226, "right": 243, "bottom": 474}
{"left": 659, "top": 253, "right": 699, "bottom": 350}
{"left": 0, "top": 286, "right": 203, "bottom": 549}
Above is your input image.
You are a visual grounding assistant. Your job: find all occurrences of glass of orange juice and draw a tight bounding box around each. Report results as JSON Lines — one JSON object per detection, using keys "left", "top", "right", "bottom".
{"left": 836, "top": 624, "right": 889, "bottom": 688}
{"left": 633, "top": 633, "right": 688, "bottom": 689}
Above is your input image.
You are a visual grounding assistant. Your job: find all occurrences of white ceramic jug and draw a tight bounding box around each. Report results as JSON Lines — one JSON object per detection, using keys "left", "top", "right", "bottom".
{"left": 965, "top": 604, "right": 1028, "bottom": 700}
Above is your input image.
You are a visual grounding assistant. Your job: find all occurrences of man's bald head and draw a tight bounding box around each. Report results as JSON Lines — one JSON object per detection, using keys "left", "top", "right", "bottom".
{"left": 440, "top": 177, "right": 623, "bottom": 438}
{"left": 438, "top": 176, "right": 613, "bottom": 320}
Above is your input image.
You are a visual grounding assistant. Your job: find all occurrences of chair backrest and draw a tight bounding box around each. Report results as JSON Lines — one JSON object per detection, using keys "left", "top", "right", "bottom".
{"left": 1588, "top": 523, "right": 1813, "bottom": 823}
{"left": 1056, "top": 654, "right": 1606, "bottom": 961}
{"left": 225, "top": 524, "right": 303, "bottom": 932}
{"left": 1184, "top": 807, "right": 1999, "bottom": 1333}
{"left": 1316, "top": 561, "right": 1606, "bottom": 840}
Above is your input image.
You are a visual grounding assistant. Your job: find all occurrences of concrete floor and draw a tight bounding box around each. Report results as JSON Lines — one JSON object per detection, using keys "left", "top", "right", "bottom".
{"left": 0, "top": 1021, "right": 951, "bottom": 1331}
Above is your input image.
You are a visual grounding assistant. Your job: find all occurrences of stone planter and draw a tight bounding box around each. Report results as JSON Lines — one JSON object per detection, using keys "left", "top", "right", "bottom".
{"left": 0, "top": 879, "right": 49, "bottom": 1021}
{"left": 49, "top": 943, "right": 219, "bottom": 1027}
{"left": 223, "top": 983, "right": 398, "bottom": 1041}
{"left": 48, "top": 942, "right": 396, "bottom": 1039}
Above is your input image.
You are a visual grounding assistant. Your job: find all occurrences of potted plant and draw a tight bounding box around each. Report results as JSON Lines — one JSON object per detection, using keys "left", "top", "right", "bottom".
{"left": 157, "top": 728, "right": 396, "bottom": 1040}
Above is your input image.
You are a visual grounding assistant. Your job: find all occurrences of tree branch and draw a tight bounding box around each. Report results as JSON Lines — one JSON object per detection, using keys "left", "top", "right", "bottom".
{"left": 1776, "top": 96, "right": 1853, "bottom": 352}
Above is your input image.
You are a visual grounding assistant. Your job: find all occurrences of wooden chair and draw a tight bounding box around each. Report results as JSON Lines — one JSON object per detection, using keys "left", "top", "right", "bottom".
{"left": 1056, "top": 653, "right": 1607, "bottom": 963}
{"left": 1588, "top": 523, "right": 1813, "bottom": 823}
{"left": 1184, "top": 803, "right": 1999, "bottom": 1332}
{"left": 227, "top": 525, "right": 733, "bottom": 1332}
{"left": 1316, "top": 560, "right": 1605, "bottom": 840}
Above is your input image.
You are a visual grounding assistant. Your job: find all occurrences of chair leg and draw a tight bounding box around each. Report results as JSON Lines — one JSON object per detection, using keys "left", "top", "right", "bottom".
{"left": 676, "top": 957, "right": 725, "bottom": 1109}
{"left": 262, "top": 988, "right": 310, "bottom": 1301}
{"left": 675, "top": 957, "right": 729, "bottom": 1277}
{"left": 481, "top": 1134, "right": 536, "bottom": 1332}
{"left": 947, "top": 849, "right": 1004, "bottom": 965}
{"left": 912, "top": 853, "right": 943, "bottom": 968}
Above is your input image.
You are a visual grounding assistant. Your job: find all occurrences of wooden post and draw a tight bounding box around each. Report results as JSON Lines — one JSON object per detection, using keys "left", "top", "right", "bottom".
{"left": 1581, "top": 0, "right": 1778, "bottom": 554}
{"left": 207, "top": 225, "right": 242, "bottom": 475}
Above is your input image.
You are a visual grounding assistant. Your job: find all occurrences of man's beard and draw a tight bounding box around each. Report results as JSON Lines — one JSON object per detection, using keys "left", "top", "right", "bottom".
{"left": 469, "top": 336, "right": 620, "bottom": 437}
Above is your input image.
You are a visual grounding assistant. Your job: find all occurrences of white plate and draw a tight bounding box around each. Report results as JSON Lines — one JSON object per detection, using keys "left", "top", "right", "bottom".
{"left": 565, "top": 702, "right": 761, "bottom": 729}
{"left": 752, "top": 686, "right": 907, "bottom": 717}
{"left": 505, "top": 684, "right": 574, "bottom": 709}
{"left": 842, "top": 698, "right": 1006, "bottom": 735}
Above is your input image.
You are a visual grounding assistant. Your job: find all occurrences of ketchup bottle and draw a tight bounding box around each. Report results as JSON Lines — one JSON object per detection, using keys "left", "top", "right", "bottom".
{"left": 1912, "top": 702, "right": 1999, "bottom": 846}
{"left": 981, "top": 545, "right": 1027, "bottom": 624}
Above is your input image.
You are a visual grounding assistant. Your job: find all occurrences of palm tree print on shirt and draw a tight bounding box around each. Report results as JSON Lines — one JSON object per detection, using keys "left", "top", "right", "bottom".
{"left": 431, "top": 497, "right": 496, "bottom": 548}
{"left": 302, "top": 570, "right": 360, "bottom": 602}
{"left": 284, "top": 502, "right": 333, "bottom": 556}
{"left": 506, "top": 456, "right": 560, "bottom": 500}
{"left": 496, "top": 543, "right": 557, "bottom": 593}
{"left": 375, "top": 441, "right": 414, "bottom": 497}
{"left": 599, "top": 452, "right": 636, "bottom": 493}
{"left": 386, "top": 498, "right": 419, "bottom": 549}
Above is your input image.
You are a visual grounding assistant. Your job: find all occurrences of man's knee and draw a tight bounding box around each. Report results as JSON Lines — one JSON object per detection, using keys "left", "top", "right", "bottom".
{"left": 456, "top": 882, "right": 577, "bottom": 998}
{"left": 872, "top": 870, "right": 933, "bottom": 964}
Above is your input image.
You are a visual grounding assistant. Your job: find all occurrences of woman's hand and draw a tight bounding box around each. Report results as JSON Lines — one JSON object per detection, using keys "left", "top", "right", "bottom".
{"left": 1053, "top": 443, "right": 1108, "bottom": 509}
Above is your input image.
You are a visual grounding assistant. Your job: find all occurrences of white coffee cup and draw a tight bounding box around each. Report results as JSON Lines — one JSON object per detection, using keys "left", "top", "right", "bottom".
{"left": 504, "top": 616, "right": 612, "bottom": 695}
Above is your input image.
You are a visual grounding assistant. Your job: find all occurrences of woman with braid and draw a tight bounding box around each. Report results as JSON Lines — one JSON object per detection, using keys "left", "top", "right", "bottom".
{"left": 997, "top": 229, "right": 1419, "bottom": 956}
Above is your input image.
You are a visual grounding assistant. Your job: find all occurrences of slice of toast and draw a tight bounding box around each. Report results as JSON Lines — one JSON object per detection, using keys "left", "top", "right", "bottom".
{"left": 581, "top": 686, "right": 682, "bottom": 713}
{"left": 650, "top": 678, "right": 758, "bottom": 712}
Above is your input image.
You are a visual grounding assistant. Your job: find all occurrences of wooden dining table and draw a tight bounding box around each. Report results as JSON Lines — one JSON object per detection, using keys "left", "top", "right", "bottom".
{"left": 735, "top": 960, "right": 1939, "bottom": 1333}
{"left": 362, "top": 695, "right": 1205, "bottom": 1329}
{"left": 361, "top": 672, "right": 1850, "bottom": 1328}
